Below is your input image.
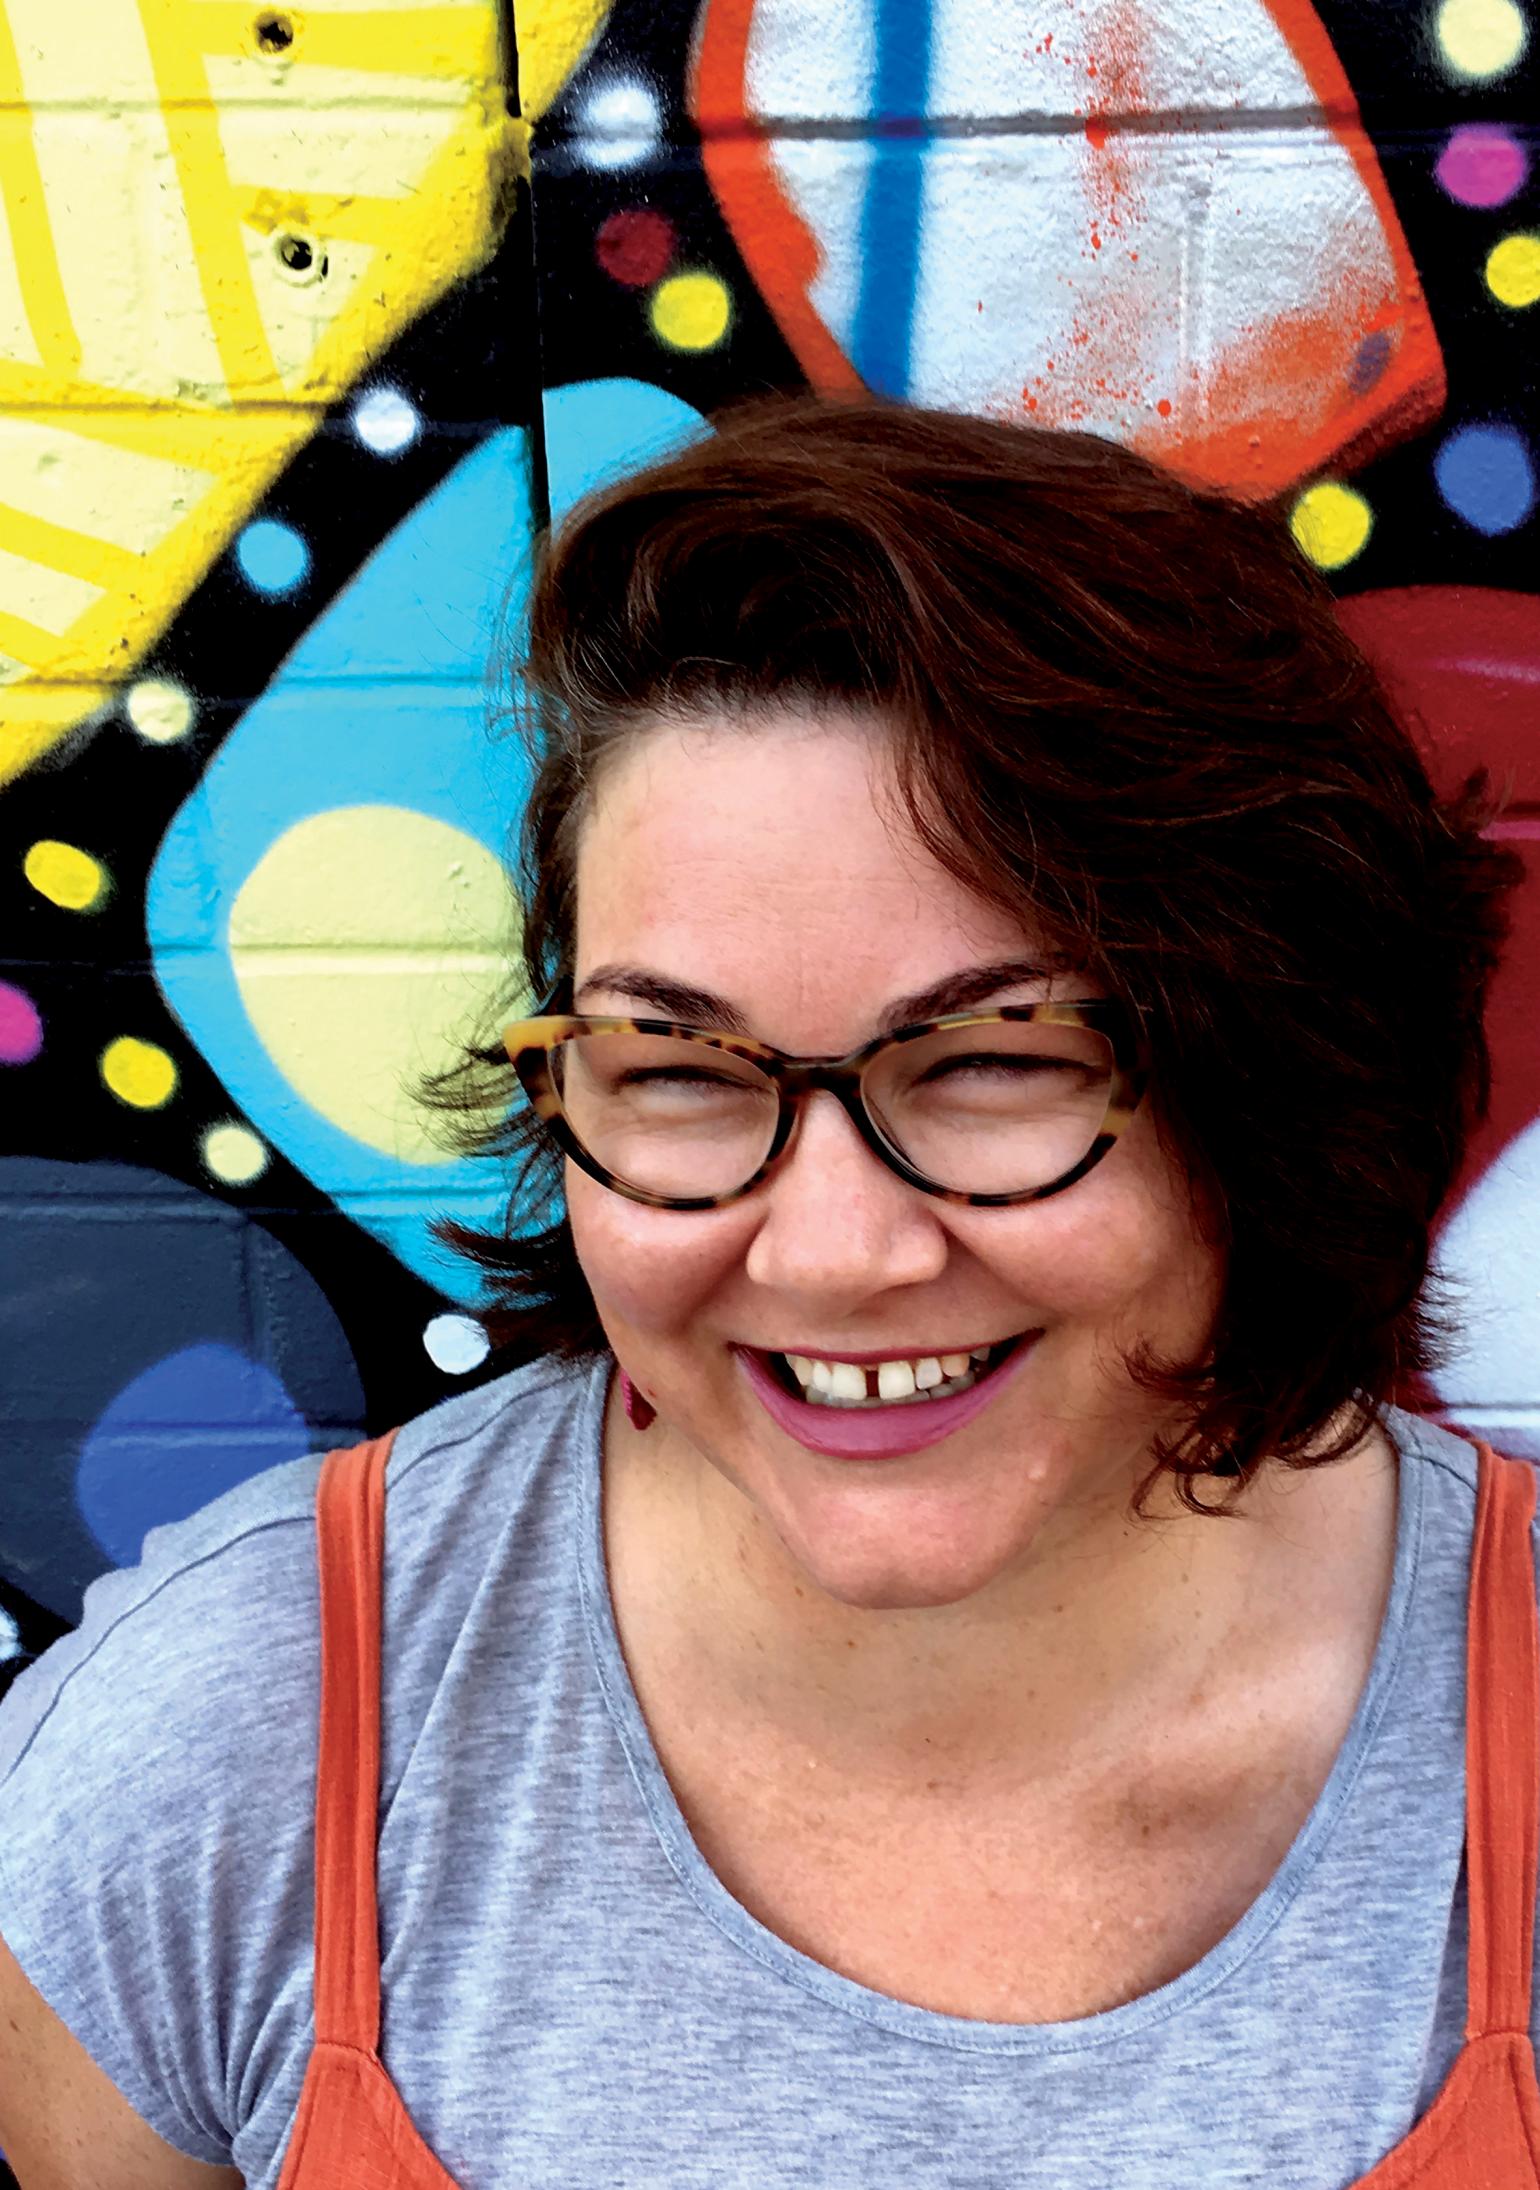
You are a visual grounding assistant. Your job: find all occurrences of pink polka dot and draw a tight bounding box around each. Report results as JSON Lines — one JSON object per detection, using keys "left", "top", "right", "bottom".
{"left": 1436, "top": 125, "right": 1528, "bottom": 208}
{"left": 0, "top": 979, "right": 42, "bottom": 1063}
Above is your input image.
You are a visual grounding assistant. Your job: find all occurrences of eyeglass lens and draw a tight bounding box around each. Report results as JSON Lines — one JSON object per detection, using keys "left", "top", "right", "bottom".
{"left": 549, "top": 1022, "right": 1115, "bottom": 1198}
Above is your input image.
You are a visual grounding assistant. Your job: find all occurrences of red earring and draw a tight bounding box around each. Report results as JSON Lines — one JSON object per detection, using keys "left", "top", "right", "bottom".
{"left": 619, "top": 1369, "right": 656, "bottom": 1432}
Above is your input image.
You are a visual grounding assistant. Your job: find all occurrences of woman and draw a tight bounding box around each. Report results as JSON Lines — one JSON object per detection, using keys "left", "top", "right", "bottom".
{"left": 0, "top": 396, "right": 1530, "bottom": 2189}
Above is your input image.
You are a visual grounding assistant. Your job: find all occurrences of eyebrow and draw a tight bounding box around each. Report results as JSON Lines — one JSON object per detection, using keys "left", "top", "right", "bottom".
{"left": 571, "top": 957, "right": 1060, "bottom": 1040}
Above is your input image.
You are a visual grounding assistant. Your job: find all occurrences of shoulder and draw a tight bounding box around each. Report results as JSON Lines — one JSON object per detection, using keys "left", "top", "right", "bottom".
{"left": 0, "top": 1350, "right": 608, "bottom": 1804}
{"left": 0, "top": 1351, "right": 609, "bottom": 2158}
{"left": 1383, "top": 1403, "right": 1540, "bottom": 1650}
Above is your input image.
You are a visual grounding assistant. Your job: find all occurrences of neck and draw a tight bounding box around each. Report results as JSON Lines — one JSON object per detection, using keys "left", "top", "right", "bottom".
{"left": 602, "top": 1381, "right": 1400, "bottom": 1797}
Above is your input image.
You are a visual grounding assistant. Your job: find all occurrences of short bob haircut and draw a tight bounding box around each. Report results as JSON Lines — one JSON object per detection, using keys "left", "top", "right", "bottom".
{"left": 423, "top": 393, "right": 1525, "bottom": 1518}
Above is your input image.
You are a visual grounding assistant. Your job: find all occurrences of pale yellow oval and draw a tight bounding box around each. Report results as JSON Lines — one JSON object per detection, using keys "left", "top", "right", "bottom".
{"left": 202, "top": 1122, "right": 270, "bottom": 1184}
{"left": 127, "top": 677, "right": 195, "bottom": 743}
{"left": 230, "top": 804, "right": 517, "bottom": 1164}
{"left": 1435, "top": 0, "right": 1527, "bottom": 78}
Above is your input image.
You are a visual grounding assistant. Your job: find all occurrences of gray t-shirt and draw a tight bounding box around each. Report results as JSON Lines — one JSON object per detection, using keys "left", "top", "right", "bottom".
{"left": 0, "top": 1354, "right": 1533, "bottom": 2187}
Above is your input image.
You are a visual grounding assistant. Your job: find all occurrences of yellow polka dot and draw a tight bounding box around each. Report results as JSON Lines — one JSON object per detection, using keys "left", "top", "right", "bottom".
{"left": 101, "top": 1037, "right": 178, "bottom": 1109}
{"left": 1289, "top": 481, "right": 1373, "bottom": 570}
{"left": 126, "top": 678, "right": 195, "bottom": 744}
{"left": 649, "top": 271, "right": 732, "bottom": 351}
{"left": 202, "top": 1122, "right": 269, "bottom": 1184}
{"left": 1486, "top": 232, "right": 1540, "bottom": 309}
{"left": 230, "top": 805, "right": 515, "bottom": 1164}
{"left": 1435, "top": 0, "right": 1528, "bottom": 77}
{"left": 23, "top": 839, "right": 108, "bottom": 911}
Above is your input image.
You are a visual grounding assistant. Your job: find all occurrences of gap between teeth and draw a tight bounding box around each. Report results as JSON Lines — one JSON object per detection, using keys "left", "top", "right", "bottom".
{"left": 783, "top": 1348, "right": 994, "bottom": 1407}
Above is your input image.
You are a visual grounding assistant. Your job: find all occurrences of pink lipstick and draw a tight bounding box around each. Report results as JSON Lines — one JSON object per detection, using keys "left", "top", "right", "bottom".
{"left": 733, "top": 1332, "right": 1042, "bottom": 1460}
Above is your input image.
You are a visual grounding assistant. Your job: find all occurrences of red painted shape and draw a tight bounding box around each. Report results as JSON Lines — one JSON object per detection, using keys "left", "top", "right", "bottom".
{"left": 690, "top": 0, "right": 1445, "bottom": 500}
{"left": 690, "top": 0, "right": 863, "bottom": 394}
{"left": 595, "top": 208, "right": 676, "bottom": 288}
{"left": 1336, "top": 587, "right": 1540, "bottom": 801}
{"left": 1333, "top": 589, "right": 1540, "bottom": 1348}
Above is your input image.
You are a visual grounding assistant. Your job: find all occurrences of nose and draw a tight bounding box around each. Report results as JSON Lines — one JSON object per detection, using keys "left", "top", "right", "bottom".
{"left": 741, "top": 1087, "right": 948, "bottom": 1301}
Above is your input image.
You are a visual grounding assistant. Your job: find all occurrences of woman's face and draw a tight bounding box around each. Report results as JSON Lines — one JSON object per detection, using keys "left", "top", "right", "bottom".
{"left": 568, "top": 712, "right": 1227, "bottom": 1612}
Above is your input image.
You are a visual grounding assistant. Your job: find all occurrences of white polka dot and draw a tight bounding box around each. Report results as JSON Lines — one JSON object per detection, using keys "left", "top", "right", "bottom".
{"left": 573, "top": 76, "right": 661, "bottom": 169}
{"left": 352, "top": 386, "right": 421, "bottom": 456}
{"left": 424, "top": 1312, "right": 491, "bottom": 1375}
{"left": 202, "top": 1122, "right": 270, "bottom": 1185}
{"left": 126, "top": 678, "right": 194, "bottom": 743}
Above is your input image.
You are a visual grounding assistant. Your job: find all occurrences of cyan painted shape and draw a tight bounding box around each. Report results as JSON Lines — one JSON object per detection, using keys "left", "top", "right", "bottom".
{"left": 147, "top": 382, "right": 707, "bottom": 1300}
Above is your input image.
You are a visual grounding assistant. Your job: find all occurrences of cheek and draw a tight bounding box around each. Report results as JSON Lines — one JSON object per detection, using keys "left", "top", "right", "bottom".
{"left": 566, "top": 1169, "right": 744, "bottom": 1332}
{"left": 979, "top": 1152, "right": 1219, "bottom": 1328}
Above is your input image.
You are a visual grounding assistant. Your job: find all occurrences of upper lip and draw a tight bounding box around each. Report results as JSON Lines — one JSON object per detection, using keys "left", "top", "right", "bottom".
{"left": 737, "top": 1333, "right": 1039, "bottom": 1365}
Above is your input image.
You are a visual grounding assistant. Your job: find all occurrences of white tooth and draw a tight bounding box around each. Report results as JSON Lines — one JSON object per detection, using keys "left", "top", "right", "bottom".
{"left": 877, "top": 1360, "right": 917, "bottom": 1401}
{"left": 940, "top": 1353, "right": 971, "bottom": 1378}
{"left": 787, "top": 1355, "right": 814, "bottom": 1384}
{"left": 811, "top": 1360, "right": 833, "bottom": 1392}
{"left": 971, "top": 1345, "right": 991, "bottom": 1363}
{"left": 913, "top": 1357, "right": 944, "bottom": 1389}
{"left": 830, "top": 1363, "right": 867, "bottom": 1401}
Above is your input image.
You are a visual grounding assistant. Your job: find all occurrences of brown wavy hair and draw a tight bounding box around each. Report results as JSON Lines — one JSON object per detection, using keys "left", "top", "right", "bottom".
{"left": 421, "top": 393, "right": 1524, "bottom": 1517}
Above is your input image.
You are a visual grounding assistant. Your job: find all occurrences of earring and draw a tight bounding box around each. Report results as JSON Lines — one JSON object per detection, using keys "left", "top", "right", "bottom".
{"left": 619, "top": 1369, "right": 656, "bottom": 1432}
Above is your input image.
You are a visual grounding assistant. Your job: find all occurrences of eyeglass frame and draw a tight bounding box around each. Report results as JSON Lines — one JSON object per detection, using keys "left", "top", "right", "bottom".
{"left": 501, "top": 998, "right": 1153, "bottom": 1213}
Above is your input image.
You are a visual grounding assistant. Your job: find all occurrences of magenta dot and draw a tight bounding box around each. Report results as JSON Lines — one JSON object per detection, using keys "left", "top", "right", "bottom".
{"left": 1436, "top": 126, "right": 1528, "bottom": 209}
{"left": 0, "top": 979, "right": 42, "bottom": 1064}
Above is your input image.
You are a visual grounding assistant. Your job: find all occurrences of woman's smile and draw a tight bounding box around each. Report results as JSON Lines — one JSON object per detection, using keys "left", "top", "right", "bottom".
{"left": 733, "top": 1329, "right": 1047, "bottom": 1460}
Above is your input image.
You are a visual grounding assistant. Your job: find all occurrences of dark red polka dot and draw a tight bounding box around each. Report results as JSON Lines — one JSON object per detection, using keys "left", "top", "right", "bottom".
{"left": 595, "top": 209, "right": 676, "bottom": 288}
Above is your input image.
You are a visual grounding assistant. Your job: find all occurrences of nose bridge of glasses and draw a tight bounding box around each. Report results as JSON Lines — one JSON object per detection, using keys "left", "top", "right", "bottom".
{"left": 765, "top": 1055, "right": 908, "bottom": 1193}
{"left": 772, "top": 1049, "right": 883, "bottom": 1129}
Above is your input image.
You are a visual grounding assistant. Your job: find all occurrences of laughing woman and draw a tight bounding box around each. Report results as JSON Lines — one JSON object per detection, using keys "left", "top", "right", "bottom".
{"left": 0, "top": 396, "right": 1530, "bottom": 2190}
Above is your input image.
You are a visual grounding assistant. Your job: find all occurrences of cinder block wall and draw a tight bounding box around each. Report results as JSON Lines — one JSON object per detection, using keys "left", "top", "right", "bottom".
{"left": 0, "top": 0, "right": 1536, "bottom": 1660}
{"left": 0, "top": 3, "right": 1535, "bottom": 2178}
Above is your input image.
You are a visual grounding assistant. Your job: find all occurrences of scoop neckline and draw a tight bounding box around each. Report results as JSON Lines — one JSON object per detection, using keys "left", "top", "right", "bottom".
{"left": 574, "top": 1358, "right": 1426, "bottom": 2056}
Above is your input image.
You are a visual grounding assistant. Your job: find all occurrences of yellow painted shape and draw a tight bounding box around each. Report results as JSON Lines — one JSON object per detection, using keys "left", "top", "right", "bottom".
{"left": 0, "top": 540, "right": 102, "bottom": 637}
{"left": 229, "top": 805, "right": 515, "bottom": 1164}
{"left": 23, "top": 837, "right": 108, "bottom": 910}
{"left": 515, "top": 0, "right": 609, "bottom": 120}
{"left": 1487, "top": 233, "right": 1540, "bottom": 309}
{"left": 0, "top": 0, "right": 538, "bottom": 785}
{"left": 191, "top": 3, "right": 500, "bottom": 81}
{"left": 0, "top": 415, "right": 216, "bottom": 558}
{"left": 0, "top": 9, "right": 80, "bottom": 371}
{"left": 1435, "top": 0, "right": 1528, "bottom": 77}
{"left": 1289, "top": 480, "right": 1373, "bottom": 570}
{"left": 101, "top": 1034, "right": 179, "bottom": 1107}
{"left": 650, "top": 270, "right": 733, "bottom": 351}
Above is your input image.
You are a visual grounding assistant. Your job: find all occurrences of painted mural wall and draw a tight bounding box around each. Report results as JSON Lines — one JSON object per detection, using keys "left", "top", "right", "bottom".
{"left": 0, "top": 0, "right": 1534, "bottom": 1972}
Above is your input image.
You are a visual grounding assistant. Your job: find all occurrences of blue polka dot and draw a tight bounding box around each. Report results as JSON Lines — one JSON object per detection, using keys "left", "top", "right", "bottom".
{"left": 236, "top": 518, "right": 311, "bottom": 595}
{"left": 1433, "top": 423, "right": 1536, "bottom": 536}
{"left": 77, "top": 1342, "right": 312, "bottom": 1568}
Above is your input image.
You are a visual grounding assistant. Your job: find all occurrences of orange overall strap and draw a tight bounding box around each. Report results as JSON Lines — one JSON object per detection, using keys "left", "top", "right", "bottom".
{"left": 310, "top": 1432, "right": 399, "bottom": 2052}
{"left": 1464, "top": 1442, "right": 1540, "bottom": 2041}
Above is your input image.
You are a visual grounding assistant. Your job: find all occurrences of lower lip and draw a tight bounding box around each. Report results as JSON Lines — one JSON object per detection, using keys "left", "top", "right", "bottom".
{"left": 734, "top": 1334, "right": 1043, "bottom": 1460}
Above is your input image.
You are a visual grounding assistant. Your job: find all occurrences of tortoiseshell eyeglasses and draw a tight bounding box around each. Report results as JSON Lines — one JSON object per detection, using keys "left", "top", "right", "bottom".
{"left": 501, "top": 999, "right": 1152, "bottom": 1212}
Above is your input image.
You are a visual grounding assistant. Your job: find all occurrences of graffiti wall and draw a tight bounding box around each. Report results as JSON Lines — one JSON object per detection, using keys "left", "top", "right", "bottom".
{"left": 0, "top": 0, "right": 1536, "bottom": 1716}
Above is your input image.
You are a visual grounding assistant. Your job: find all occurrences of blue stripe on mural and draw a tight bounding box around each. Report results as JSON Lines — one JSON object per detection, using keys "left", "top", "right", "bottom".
{"left": 851, "top": 0, "right": 932, "bottom": 399}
